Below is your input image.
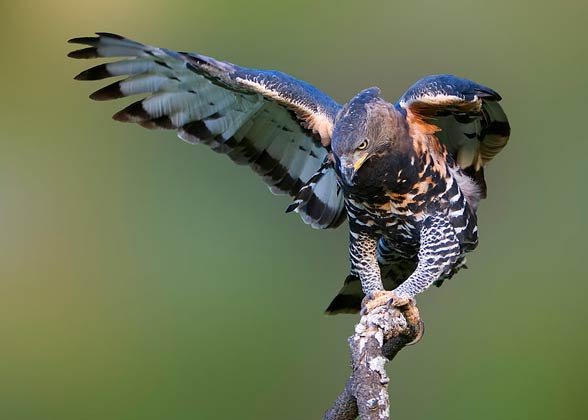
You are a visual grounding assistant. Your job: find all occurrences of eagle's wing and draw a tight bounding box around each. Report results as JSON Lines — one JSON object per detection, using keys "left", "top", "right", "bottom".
{"left": 397, "top": 74, "right": 510, "bottom": 198}
{"left": 69, "top": 33, "right": 345, "bottom": 229}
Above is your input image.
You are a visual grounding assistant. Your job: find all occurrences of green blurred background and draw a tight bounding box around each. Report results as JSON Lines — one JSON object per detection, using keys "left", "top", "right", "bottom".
{"left": 1, "top": 1, "right": 587, "bottom": 419}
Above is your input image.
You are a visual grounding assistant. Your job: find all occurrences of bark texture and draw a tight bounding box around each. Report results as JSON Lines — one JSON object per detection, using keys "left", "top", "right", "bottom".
{"left": 323, "top": 302, "right": 423, "bottom": 420}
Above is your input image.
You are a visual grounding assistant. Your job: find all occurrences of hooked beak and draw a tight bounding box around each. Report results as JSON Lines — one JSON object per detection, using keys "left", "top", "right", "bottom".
{"left": 341, "top": 153, "right": 369, "bottom": 185}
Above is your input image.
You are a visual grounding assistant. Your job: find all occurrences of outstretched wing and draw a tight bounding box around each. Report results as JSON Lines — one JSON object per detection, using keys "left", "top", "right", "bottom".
{"left": 397, "top": 74, "right": 510, "bottom": 198}
{"left": 69, "top": 33, "right": 345, "bottom": 229}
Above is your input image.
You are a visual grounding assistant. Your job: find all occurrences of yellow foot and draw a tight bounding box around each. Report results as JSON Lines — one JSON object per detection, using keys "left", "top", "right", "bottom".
{"left": 361, "top": 290, "right": 424, "bottom": 345}
{"left": 387, "top": 292, "right": 411, "bottom": 308}
{"left": 361, "top": 290, "right": 394, "bottom": 314}
{"left": 361, "top": 290, "right": 413, "bottom": 314}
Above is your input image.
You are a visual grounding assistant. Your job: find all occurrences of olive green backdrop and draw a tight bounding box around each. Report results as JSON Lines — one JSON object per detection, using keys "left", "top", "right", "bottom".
{"left": 1, "top": 1, "right": 586, "bottom": 419}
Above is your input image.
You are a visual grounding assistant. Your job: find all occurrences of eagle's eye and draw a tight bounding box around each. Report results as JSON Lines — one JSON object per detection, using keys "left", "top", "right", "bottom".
{"left": 357, "top": 139, "right": 369, "bottom": 151}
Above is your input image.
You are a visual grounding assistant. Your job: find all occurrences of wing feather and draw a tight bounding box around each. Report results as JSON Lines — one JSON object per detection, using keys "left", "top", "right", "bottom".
{"left": 398, "top": 74, "right": 510, "bottom": 198}
{"left": 69, "top": 33, "right": 345, "bottom": 229}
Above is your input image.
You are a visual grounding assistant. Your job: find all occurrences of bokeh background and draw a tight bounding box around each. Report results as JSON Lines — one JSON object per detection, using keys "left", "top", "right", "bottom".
{"left": 2, "top": 1, "right": 587, "bottom": 419}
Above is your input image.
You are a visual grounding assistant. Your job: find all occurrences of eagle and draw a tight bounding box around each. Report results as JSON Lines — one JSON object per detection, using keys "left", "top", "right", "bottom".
{"left": 69, "top": 33, "right": 510, "bottom": 314}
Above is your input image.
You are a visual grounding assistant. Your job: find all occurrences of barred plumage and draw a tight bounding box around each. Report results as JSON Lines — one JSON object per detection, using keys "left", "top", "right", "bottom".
{"left": 69, "top": 33, "right": 510, "bottom": 314}
{"left": 68, "top": 33, "right": 345, "bottom": 229}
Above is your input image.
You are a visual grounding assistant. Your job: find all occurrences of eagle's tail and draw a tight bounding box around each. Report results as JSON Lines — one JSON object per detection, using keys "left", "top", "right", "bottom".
{"left": 324, "top": 275, "right": 363, "bottom": 314}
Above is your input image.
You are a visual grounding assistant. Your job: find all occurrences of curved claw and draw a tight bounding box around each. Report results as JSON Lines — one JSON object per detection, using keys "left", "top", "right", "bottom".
{"left": 406, "top": 319, "right": 425, "bottom": 346}
{"left": 361, "top": 290, "right": 396, "bottom": 315}
{"left": 361, "top": 290, "right": 415, "bottom": 314}
{"left": 361, "top": 289, "right": 425, "bottom": 345}
{"left": 385, "top": 292, "right": 412, "bottom": 308}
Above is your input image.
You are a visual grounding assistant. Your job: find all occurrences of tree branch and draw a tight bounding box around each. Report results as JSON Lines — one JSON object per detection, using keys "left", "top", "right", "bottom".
{"left": 323, "top": 302, "right": 423, "bottom": 420}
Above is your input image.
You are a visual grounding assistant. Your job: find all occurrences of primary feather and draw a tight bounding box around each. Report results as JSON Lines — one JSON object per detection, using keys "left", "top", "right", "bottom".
{"left": 69, "top": 32, "right": 345, "bottom": 229}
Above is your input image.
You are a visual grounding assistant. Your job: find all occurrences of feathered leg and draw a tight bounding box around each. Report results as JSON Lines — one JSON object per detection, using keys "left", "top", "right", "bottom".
{"left": 348, "top": 230, "right": 383, "bottom": 296}
{"left": 363, "top": 215, "right": 461, "bottom": 313}
{"left": 394, "top": 215, "right": 461, "bottom": 298}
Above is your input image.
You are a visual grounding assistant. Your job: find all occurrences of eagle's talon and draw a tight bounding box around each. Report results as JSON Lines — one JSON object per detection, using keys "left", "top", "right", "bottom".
{"left": 361, "top": 290, "right": 396, "bottom": 314}
{"left": 386, "top": 292, "right": 412, "bottom": 308}
{"left": 406, "top": 319, "right": 425, "bottom": 346}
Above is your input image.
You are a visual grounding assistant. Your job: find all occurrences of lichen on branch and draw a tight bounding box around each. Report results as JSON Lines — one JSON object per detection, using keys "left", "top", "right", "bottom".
{"left": 324, "top": 302, "right": 423, "bottom": 420}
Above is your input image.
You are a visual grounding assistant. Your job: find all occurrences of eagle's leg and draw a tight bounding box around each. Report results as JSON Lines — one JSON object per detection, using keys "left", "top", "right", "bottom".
{"left": 348, "top": 230, "right": 393, "bottom": 314}
{"left": 349, "top": 230, "right": 383, "bottom": 295}
{"left": 391, "top": 215, "right": 461, "bottom": 303}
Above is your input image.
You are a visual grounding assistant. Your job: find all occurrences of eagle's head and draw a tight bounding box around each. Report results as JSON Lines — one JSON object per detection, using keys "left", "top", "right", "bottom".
{"left": 332, "top": 88, "right": 407, "bottom": 188}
